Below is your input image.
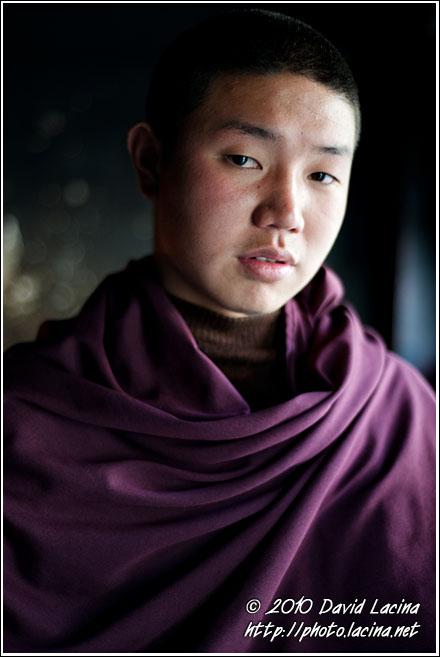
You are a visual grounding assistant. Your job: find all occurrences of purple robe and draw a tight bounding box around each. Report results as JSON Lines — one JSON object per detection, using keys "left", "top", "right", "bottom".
{"left": 4, "top": 256, "right": 436, "bottom": 652}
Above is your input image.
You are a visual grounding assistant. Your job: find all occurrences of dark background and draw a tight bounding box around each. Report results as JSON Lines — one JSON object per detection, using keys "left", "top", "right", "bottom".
{"left": 3, "top": 2, "right": 436, "bottom": 385}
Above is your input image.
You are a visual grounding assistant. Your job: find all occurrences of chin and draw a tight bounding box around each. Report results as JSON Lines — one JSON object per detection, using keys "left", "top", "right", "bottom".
{"left": 219, "top": 293, "right": 289, "bottom": 317}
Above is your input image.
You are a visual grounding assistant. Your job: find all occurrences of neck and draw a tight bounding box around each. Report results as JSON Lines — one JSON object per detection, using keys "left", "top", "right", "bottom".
{"left": 168, "top": 294, "right": 290, "bottom": 411}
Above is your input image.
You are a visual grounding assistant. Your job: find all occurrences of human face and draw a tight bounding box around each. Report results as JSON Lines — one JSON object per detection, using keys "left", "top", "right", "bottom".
{"left": 153, "top": 73, "right": 356, "bottom": 317}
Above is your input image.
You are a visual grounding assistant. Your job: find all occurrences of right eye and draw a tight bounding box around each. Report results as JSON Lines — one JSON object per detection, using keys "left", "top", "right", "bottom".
{"left": 224, "top": 154, "right": 261, "bottom": 169}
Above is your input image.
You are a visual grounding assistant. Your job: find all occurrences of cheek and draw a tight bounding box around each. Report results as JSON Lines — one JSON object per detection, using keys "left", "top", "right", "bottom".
{"left": 181, "top": 166, "right": 252, "bottom": 235}
{"left": 304, "top": 195, "right": 346, "bottom": 247}
{"left": 194, "top": 160, "right": 250, "bottom": 205}
{"left": 159, "top": 166, "right": 247, "bottom": 263}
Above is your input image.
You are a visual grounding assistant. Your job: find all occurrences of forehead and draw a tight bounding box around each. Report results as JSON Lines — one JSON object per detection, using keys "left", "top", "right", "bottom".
{"left": 184, "top": 72, "right": 356, "bottom": 152}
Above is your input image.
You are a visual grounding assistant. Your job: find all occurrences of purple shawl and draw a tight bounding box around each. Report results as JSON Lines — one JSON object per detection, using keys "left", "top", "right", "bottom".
{"left": 4, "top": 256, "right": 436, "bottom": 653}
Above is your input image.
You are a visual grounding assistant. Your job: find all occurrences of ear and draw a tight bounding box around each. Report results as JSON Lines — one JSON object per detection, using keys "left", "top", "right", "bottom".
{"left": 127, "top": 121, "right": 162, "bottom": 199}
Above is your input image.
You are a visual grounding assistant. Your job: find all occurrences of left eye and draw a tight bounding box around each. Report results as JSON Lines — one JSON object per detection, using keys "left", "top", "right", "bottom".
{"left": 225, "top": 154, "right": 261, "bottom": 169}
{"left": 310, "top": 172, "right": 336, "bottom": 184}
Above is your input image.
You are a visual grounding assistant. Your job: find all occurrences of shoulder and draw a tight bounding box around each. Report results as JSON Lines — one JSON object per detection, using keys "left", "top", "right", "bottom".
{"left": 384, "top": 350, "right": 435, "bottom": 403}
{"left": 372, "top": 350, "right": 435, "bottom": 453}
{"left": 4, "top": 255, "right": 155, "bottom": 365}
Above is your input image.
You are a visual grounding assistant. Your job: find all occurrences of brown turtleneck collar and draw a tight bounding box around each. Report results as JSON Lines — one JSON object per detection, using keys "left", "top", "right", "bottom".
{"left": 168, "top": 294, "right": 291, "bottom": 411}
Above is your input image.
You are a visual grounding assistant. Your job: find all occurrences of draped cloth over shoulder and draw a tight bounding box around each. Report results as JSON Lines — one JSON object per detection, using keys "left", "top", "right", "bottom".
{"left": 4, "top": 256, "right": 436, "bottom": 653}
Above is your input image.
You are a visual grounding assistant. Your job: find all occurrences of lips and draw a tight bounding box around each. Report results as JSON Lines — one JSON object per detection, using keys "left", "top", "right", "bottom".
{"left": 237, "top": 247, "right": 296, "bottom": 282}
{"left": 238, "top": 247, "right": 297, "bottom": 266}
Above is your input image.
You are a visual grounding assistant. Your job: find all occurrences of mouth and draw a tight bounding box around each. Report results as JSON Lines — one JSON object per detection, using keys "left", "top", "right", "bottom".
{"left": 249, "top": 255, "right": 287, "bottom": 264}
{"left": 239, "top": 247, "right": 296, "bottom": 266}
{"left": 237, "top": 247, "right": 296, "bottom": 282}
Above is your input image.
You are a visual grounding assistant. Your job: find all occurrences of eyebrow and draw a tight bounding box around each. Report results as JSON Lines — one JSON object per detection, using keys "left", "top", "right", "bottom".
{"left": 314, "top": 144, "right": 352, "bottom": 157}
{"left": 216, "top": 119, "right": 352, "bottom": 157}
{"left": 218, "top": 120, "right": 280, "bottom": 142}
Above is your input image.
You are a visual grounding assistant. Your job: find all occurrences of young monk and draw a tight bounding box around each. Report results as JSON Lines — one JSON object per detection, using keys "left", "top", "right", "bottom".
{"left": 4, "top": 10, "right": 435, "bottom": 653}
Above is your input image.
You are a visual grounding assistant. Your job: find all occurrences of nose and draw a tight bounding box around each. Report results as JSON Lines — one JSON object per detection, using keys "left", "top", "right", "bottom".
{"left": 251, "top": 181, "right": 305, "bottom": 233}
